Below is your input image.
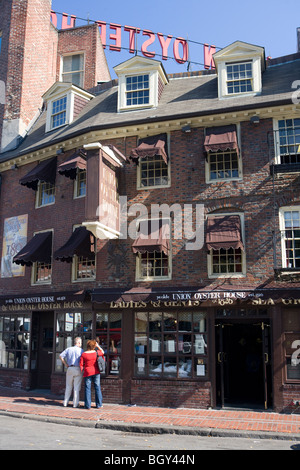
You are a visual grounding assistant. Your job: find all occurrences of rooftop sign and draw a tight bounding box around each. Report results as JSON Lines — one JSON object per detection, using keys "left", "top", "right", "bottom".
{"left": 50, "top": 11, "right": 216, "bottom": 70}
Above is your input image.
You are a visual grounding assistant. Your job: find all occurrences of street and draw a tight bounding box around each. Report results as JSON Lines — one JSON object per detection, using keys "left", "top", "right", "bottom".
{"left": 0, "top": 415, "right": 299, "bottom": 452}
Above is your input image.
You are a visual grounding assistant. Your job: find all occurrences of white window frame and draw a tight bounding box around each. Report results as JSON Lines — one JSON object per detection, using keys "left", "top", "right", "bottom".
{"left": 31, "top": 230, "right": 53, "bottom": 286}
{"left": 207, "top": 213, "right": 246, "bottom": 278}
{"left": 73, "top": 168, "right": 86, "bottom": 199}
{"left": 273, "top": 118, "right": 300, "bottom": 165}
{"left": 226, "top": 61, "right": 253, "bottom": 95}
{"left": 46, "top": 92, "right": 74, "bottom": 132}
{"left": 205, "top": 124, "right": 242, "bottom": 183}
{"left": 279, "top": 206, "right": 300, "bottom": 270}
{"left": 118, "top": 70, "right": 158, "bottom": 112}
{"left": 71, "top": 225, "right": 96, "bottom": 282}
{"left": 60, "top": 53, "right": 85, "bottom": 88}
{"left": 135, "top": 218, "right": 172, "bottom": 281}
{"left": 217, "top": 57, "right": 262, "bottom": 99}
{"left": 136, "top": 134, "right": 171, "bottom": 190}
{"left": 35, "top": 180, "right": 56, "bottom": 208}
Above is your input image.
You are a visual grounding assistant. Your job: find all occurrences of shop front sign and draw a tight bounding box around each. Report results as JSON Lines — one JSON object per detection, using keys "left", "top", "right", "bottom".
{"left": 0, "top": 291, "right": 86, "bottom": 312}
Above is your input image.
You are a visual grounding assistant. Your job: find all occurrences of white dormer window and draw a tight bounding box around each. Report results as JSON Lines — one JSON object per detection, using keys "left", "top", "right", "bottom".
{"left": 213, "top": 41, "right": 265, "bottom": 99}
{"left": 126, "top": 74, "right": 150, "bottom": 106}
{"left": 51, "top": 96, "right": 67, "bottom": 129}
{"left": 226, "top": 62, "right": 253, "bottom": 95}
{"left": 114, "top": 56, "right": 168, "bottom": 113}
{"left": 43, "top": 82, "right": 94, "bottom": 133}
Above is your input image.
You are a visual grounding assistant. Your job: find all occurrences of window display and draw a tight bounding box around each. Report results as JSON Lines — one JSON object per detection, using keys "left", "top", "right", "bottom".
{"left": 134, "top": 311, "right": 207, "bottom": 379}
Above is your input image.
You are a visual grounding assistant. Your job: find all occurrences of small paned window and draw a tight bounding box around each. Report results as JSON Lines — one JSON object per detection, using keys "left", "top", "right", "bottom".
{"left": 226, "top": 62, "right": 253, "bottom": 94}
{"left": 32, "top": 261, "right": 52, "bottom": 284}
{"left": 208, "top": 150, "right": 239, "bottom": 181}
{"left": 74, "top": 169, "right": 86, "bottom": 198}
{"left": 126, "top": 74, "right": 149, "bottom": 106}
{"left": 282, "top": 310, "right": 300, "bottom": 381}
{"left": 281, "top": 208, "right": 300, "bottom": 269}
{"left": 139, "top": 155, "right": 169, "bottom": 188}
{"left": 62, "top": 54, "right": 84, "bottom": 88}
{"left": 36, "top": 181, "right": 55, "bottom": 207}
{"left": 0, "top": 315, "right": 31, "bottom": 369}
{"left": 277, "top": 118, "right": 300, "bottom": 164}
{"left": 51, "top": 96, "right": 67, "bottom": 129}
{"left": 96, "top": 312, "right": 122, "bottom": 376}
{"left": 212, "top": 247, "right": 243, "bottom": 274}
{"left": 73, "top": 255, "right": 96, "bottom": 281}
{"left": 55, "top": 312, "right": 92, "bottom": 371}
{"left": 134, "top": 311, "right": 208, "bottom": 379}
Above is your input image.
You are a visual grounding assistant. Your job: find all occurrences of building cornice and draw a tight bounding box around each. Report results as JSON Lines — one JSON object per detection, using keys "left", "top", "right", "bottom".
{"left": 0, "top": 101, "right": 299, "bottom": 172}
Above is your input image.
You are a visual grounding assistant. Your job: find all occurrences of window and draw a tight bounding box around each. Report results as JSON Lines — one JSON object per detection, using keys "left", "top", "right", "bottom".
{"left": 207, "top": 150, "right": 240, "bottom": 181}
{"left": 54, "top": 312, "right": 92, "bottom": 371}
{"left": 62, "top": 54, "right": 84, "bottom": 88}
{"left": 73, "top": 255, "right": 96, "bottom": 281}
{"left": 96, "top": 312, "right": 122, "bottom": 375}
{"left": 74, "top": 169, "right": 86, "bottom": 198}
{"left": 134, "top": 311, "right": 207, "bottom": 379}
{"left": 282, "top": 310, "right": 300, "bottom": 381}
{"left": 275, "top": 118, "right": 300, "bottom": 165}
{"left": 32, "top": 261, "right": 52, "bottom": 284}
{"left": 133, "top": 219, "right": 171, "bottom": 280}
{"left": 211, "top": 247, "right": 243, "bottom": 274}
{"left": 140, "top": 251, "right": 169, "bottom": 279}
{"left": 279, "top": 207, "right": 300, "bottom": 269}
{"left": 226, "top": 62, "right": 253, "bottom": 95}
{"left": 0, "top": 315, "right": 30, "bottom": 369}
{"left": 207, "top": 214, "right": 245, "bottom": 277}
{"left": 36, "top": 181, "right": 55, "bottom": 207}
{"left": 114, "top": 56, "right": 169, "bottom": 112}
{"left": 126, "top": 74, "right": 149, "bottom": 106}
{"left": 51, "top": 96, "right": 67, "bottom": 129}
{"left": 139, "top": 155, "right": 169, "bottom": 188}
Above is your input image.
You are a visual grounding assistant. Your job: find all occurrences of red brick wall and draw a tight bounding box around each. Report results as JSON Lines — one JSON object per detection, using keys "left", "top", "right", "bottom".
{"left": 131, "top": 379, "right": 211, "bottom": 408}
{"left": 57, "top": 24, "right": 111, "bottom": 90}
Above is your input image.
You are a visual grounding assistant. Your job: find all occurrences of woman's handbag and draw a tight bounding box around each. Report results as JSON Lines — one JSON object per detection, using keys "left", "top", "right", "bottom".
{"left": 96, "top": 350, "right": 106, "bottom": 374}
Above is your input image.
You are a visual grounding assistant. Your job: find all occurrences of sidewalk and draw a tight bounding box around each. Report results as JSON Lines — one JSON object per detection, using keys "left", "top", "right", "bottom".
{"left": 0, "top": 387, "right": 300, "bottom": 441}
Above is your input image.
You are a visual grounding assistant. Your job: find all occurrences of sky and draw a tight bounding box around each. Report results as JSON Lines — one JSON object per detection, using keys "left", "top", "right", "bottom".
{"left": 51, "top": 0, "right": 300, "bottom": 78}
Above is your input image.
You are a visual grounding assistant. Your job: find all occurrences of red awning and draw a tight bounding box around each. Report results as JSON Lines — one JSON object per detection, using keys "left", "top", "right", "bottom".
{"left": 130, "top": 134, "right": 168, "bottom": 164}
{"left": 204, "top": 125, "right": 239, "bottom": 154}
{"left": 19, "top": 157, "right": 57, "bottom": 190}
{"left": 58, "top": 150, "right": 86, "bottom": 180}
{"left": 132, "top": 219, "right": 170, "bottom": 255}
{"left": 206, "top": 215, "right": 244, "bottom": 251}
{"left": 54, "top": 226, "right": 94, "bottom": 263}
{"left": 13, "top": 231, "right": 53, "bottom": 266}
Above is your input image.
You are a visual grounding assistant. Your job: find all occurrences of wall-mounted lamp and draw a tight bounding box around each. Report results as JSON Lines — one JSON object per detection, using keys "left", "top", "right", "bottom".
{"left": 182, "top": 124, "right": 191, "bottom": 133}
{"left": 56, "top": 148, "right": 65, "bottom": 155}
{"left": 10, "top": 163, "right": 18, "bottom": 170}
{"left": 250, "top": 115, "right": 260, "bottom": 125}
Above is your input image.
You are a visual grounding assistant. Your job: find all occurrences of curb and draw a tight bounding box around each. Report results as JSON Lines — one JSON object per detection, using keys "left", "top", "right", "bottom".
{"left": 1, "top": 410, "right": 300, "bottom": 442}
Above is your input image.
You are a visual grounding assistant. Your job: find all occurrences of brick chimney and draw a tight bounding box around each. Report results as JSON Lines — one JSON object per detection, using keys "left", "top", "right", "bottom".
{"left": 0, "top": 0, "right": 57, "bottom": 153}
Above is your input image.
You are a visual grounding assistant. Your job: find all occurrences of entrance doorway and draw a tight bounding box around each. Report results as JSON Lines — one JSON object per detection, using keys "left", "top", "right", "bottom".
{"left": 215, "top": 321, "right": 272, "bottom": 409}
{"left": 32, "top": 311, "right": 54, "bottom": 389}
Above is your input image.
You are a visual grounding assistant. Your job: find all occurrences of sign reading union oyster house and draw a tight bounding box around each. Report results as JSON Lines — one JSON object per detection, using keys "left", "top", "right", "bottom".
{"left": 0, "top": 292, "right": 85, "bottom": 312}
{"left": 91, "top": 288, "right": 300, "bottom": 309}
{"left": 50, "top": 11, "right": 217, "bottom": 69}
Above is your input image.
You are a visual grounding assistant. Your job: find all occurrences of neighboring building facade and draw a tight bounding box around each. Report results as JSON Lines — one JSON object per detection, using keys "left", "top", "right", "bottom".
{"left": 0, "top": 1, "right": 299, "bottom": 413}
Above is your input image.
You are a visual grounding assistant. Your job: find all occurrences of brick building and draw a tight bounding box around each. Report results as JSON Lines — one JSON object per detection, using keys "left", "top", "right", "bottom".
{"left": 0, "top": 0, "right": 299, "bottom": 412}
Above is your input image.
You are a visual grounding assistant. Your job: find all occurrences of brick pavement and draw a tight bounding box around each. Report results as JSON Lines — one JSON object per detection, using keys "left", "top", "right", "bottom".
{"left": 0, "top": 387, "right": 299, "bottom": 439}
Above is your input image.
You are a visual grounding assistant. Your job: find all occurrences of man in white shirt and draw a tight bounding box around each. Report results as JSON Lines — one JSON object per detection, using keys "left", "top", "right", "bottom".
{"left": 60, "top": 337, "right": 83, "bottom": 408}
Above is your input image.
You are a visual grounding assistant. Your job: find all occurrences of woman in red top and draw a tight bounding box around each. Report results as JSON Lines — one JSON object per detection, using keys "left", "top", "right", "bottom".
{"left": 80, "top": 339, "right": 104, "bottom": 409}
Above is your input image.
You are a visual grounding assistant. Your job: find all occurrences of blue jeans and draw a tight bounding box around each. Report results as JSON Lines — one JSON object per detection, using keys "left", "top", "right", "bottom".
{"left": 84, "top": 374, "right": 102, "bottom": 409}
